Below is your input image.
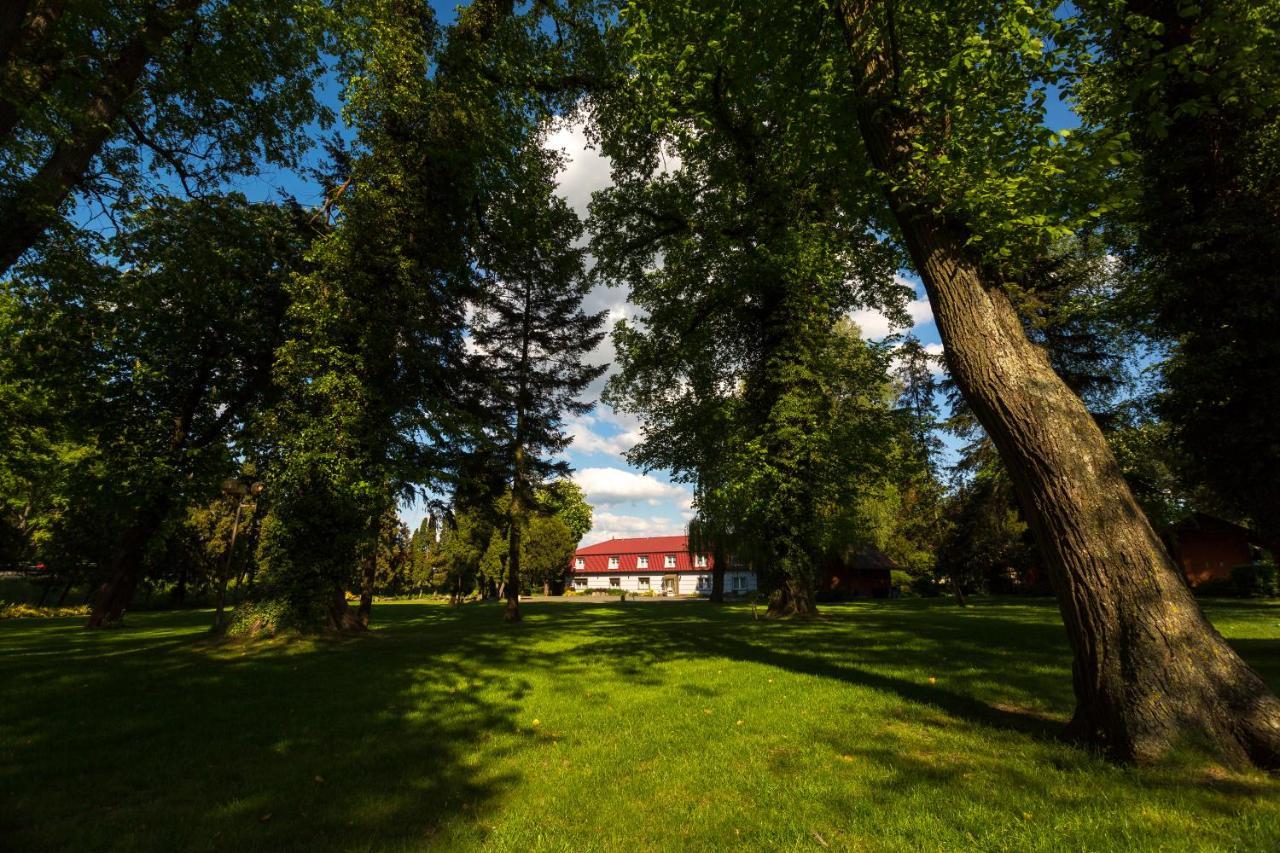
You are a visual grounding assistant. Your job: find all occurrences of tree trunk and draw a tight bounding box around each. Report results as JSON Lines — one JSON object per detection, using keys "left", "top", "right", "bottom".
{"left": 950, "top": 575, "right": 967, "bottom": 608}
{"left": 357, "top": 548, "right": 376, "bottom": 628}
{"left": 55, "top": 577, "right": 72, "bottom": 607}
{"left": 505, "top": 473, "right": 523, "bottom": 623}
{"left": 0, "top": 0, "right": 198, "bottom": 277}
{"left": 328, "top": 588, "right": 364, "bottom": 631}
{"left": 836, "top": 0, "right": 1280, "bottom": 771}
{"left": 766, "top": 575, "right": 817, "bottom": 619}
{"left": 87, "top": 504, "right": 167, "bottom": 628}
{"left": 172, "top": 563, "right": 187, "bottom": 606}
{"left": 710, "top": 543, "right": 726, "bottom": 603}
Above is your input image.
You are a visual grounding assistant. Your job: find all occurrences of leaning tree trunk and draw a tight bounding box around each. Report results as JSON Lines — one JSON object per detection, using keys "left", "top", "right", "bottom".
{"left": 836, "top": 0, "right": 1280, "bottom": 771}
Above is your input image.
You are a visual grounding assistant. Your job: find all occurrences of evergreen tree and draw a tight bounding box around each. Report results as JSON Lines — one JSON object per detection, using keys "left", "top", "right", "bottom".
{"left": 469, "top": 144, "right": 606, "bottom": 622}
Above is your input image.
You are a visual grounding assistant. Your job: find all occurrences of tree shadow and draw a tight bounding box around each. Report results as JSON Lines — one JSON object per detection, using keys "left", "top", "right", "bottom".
{"left": 0, "top": 607, "right": 529, "bottom": 851}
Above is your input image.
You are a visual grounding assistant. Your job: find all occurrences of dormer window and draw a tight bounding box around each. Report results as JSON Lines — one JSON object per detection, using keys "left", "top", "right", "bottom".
{"left": 694, "top": 554, "right": 707, "bottom": 567}
{"left": 664, "top": 554, "right": 677, "bottom": 568}
{"left": 638, "top": 555, "right": 649, "bottom": 568}
{"left": 608, "top": 556, "right": 620, "bottom": 569}
{"left": 575, "top": 558, "right": 585, "bottom": 570}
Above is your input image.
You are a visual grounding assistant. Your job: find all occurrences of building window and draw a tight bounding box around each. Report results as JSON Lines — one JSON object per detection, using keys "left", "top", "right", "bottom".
{"left": 697, "top": 575, "right": 709, "bottom": 589}
{"left": 694, "top": 554, "right": 707, "bottom": 567}
{"left": 609, "top": 577, "right": 620, "bottom": 588}
{"left": 664, "top": 554, "right": 677, "bottom": 568}
{"left": 608, "top": 556, "right": 619, "bottom": 569}
{"left": 732, "top": 575, "right": 746, "bottom": 591}
{"left": 638, "top": 577, "right": 650, "bottom": 589}
{"left": 574, "top": 577, "right": 587, "bottom": 589}
{"left": 638, "top": 555, "right": 649, "bottom": 569}
{"left": 575, "top": 557, "right": 584, "bottom": 570}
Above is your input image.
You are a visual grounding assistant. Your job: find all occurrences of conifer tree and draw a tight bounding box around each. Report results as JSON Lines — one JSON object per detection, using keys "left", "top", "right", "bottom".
{"left": 470, "top": 145, "right": 606, "bottom": 622}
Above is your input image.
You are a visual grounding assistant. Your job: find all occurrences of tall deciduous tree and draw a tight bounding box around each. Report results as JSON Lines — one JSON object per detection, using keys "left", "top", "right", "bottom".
{"left": 0, "top": 0, "right": 329, "bottom": 276}
{"left": 4, "top": 195, "right": 305, "bottom": 627}
{"left": 1078, "top": 0, "right": 1280, "bottom": 550}
{"left": 609, "top": 0, "right": 1280, "bottom": 766}
{"left": 827, "top": 0, "right": 1280, "bottom": 766}
{"left": 593, "top": 4, "right": 905, "bottom": 617}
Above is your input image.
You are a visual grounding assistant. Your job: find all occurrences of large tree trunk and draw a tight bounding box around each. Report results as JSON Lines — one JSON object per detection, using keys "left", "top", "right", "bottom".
{"left": 0, "top": 0, "right": 198, "bottom": 277}
{"left": 710, "top": 543, "right": 726, "bottom": 603}
{"left": 836, "top": 0, "right": 1280, "bottom": 772}
{"left": 328, "top": 588, "right": 365, "bottom": 632}
{"left": 87, "top": 507, "right": 166, "bottom": 628}
{"left": 766, "top": 575, "right": 817, "bottom": 619}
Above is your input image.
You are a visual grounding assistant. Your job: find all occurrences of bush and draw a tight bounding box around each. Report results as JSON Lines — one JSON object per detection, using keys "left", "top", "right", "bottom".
{"left": 227, "top": 598, "right": 291, "bottom": 638}
{"left": 1231, "top": 562, "right": 1278, "bottom": 598}
{"left": 1193, "top": 577, "right": 1237, "bottom": 597}
{"left": 0, "top": 603, "right": 90, "bottom": 620}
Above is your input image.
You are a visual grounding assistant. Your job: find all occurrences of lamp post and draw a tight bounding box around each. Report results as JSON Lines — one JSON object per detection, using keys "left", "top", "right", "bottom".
{"left": 212, "top": 479, "right": 263, "bottom": 633}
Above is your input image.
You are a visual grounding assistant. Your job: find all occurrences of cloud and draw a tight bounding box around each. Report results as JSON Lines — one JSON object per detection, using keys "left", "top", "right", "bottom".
{"left": 572, "top": 466, "right": 689, "bottom": 507}
{"left": 582, "top": 511, "right": 686, "bottom": 546}
{"left": 848, "top": 276, "right": 935, "bottom": 340}
{"left": 566, "top": 414, "right": 643, "bottom": 458}
{"left": 547, "top": 119, "right": 613, "bottom": 219}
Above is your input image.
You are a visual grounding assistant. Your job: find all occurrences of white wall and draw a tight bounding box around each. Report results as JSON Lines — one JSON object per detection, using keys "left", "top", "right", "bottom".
{"left": 575, "top": 572, "right": 758, "bottom": 596}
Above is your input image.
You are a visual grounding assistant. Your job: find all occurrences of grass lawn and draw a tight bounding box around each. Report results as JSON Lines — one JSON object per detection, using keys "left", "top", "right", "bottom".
{"left": 1, "top": 598, "right": 1277, "bottom": 851}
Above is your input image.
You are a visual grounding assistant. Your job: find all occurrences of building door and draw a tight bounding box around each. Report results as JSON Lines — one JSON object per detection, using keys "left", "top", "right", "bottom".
{"left": 662, "top": 575, "right": 677, "bottom": 596}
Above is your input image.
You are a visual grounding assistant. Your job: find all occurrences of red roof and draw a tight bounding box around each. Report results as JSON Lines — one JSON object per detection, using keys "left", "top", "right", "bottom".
{"left": 571, "top": 536, "right": 714, "bottom": 574}
{"left": 576, "top": 535, "right": 690, "bottom": 555}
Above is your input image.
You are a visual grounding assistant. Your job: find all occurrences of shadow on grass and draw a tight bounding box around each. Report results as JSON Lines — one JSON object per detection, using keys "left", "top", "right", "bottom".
{"left": 0, "top": 607, "right": 523, "bottom": 851}
{"left": 1, "top": 597, "right": 1275, "bottom": 851}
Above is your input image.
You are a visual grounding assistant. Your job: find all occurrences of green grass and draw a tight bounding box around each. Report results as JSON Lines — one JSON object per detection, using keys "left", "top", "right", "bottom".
{"left": 1, "top": 598, "right": 1277, "bottom": 851}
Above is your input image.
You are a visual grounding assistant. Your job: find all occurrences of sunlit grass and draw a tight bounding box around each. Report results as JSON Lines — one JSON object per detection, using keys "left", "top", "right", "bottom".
{"left": 1, "top": 598, "right": 1277, "bottom": 851}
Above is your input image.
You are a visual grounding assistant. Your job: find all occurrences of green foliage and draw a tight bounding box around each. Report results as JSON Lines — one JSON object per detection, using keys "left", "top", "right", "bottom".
{"left": 2, "top": 195, "right": 305, "bottom": 597}
{"left": 1232, "top": 564, "right": 1279, "bottom": 600}
{"left": 1077, "top": 0, "right": 1280, "bottom": 543}
{"left": 521, "top": 514, "right": 575, "bottom": 591}
{"left": 536, "top": 480, "right": 594, "bottom": 545}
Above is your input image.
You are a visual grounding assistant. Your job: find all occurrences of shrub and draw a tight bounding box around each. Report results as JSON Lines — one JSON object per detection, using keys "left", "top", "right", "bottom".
{"left": 227, "top": 598, "right": 292, "bottom": 638}
{"left": 1231, "top": 562, "right": 1278, "bottom": 598}
{"left": 0, "top": 603, "right": 91, "bottom": 620}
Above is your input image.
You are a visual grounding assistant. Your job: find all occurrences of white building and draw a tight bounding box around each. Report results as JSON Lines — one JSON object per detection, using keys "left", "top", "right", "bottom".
{"left": 569, "top": 535, "right": 757, "bottom": 596}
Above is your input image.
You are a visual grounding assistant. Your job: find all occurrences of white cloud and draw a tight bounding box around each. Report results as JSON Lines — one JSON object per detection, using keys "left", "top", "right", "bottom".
{"left": 573, "top": 466, "right": 689, "bottom": 506}
{"left": 566, "top": 414, "right": 643, "bottom": 458}
{"left": 582, "top": 511, "right": 686, "bottom": 546}
{"left": 547, "top": 119, "right": 613, "bottom": 219}
{"left": 848, "top": 276, "right": 935, "bottom": 340}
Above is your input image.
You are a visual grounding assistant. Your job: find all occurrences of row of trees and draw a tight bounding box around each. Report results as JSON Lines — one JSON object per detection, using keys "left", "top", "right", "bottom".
{"left": 1, "top": 0, "right": 1278, "bottom": 770}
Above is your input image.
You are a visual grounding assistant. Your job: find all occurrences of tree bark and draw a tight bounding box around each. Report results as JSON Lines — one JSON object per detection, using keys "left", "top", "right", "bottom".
{"left": 710, "top": 543, "right": 726, "bottom": 603}
{"left": 766, "top": 575, "right": 817, "bottom": 619}
{"left": 87, "top": 505, "right": 167, "bottom": 628}
{"left": 0, "top": 0, "right": 198, "bottom": 277}
{"left": 836, "top": 0, "right": 1280, "bottom": 769}
{"left": 505, "top": 455, "right": 524, "bottom": 623}
{"left": 357, "top": 543, "right": 377, "bottom": 628}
